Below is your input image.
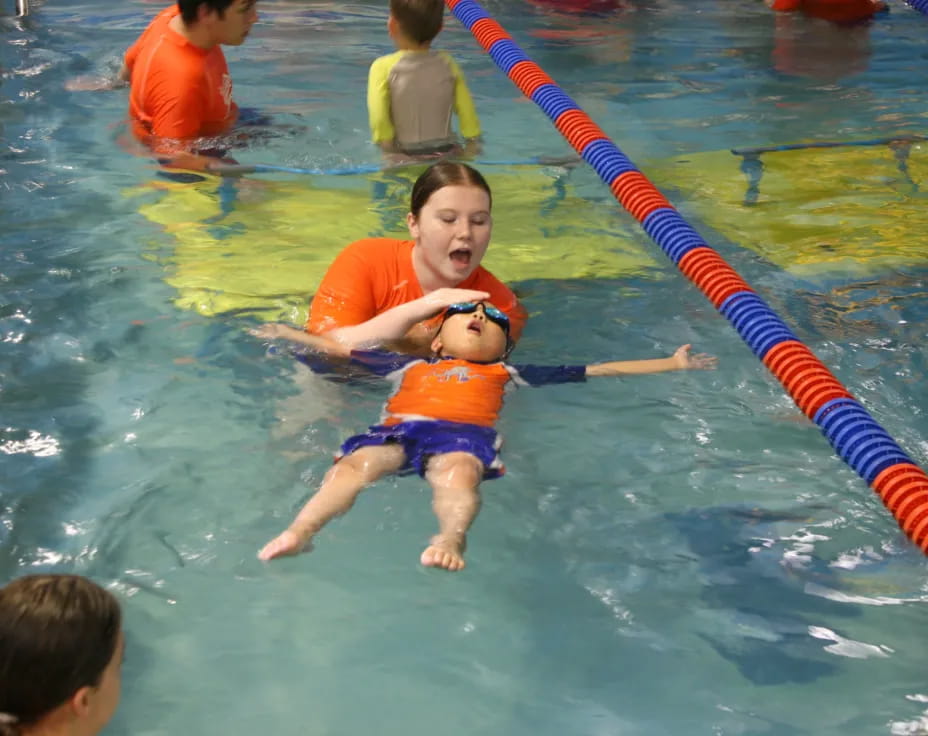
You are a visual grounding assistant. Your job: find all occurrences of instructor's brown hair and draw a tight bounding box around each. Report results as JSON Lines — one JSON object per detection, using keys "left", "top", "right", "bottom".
{"left": 410, "top": 161, "right": 492, "bottom": 218}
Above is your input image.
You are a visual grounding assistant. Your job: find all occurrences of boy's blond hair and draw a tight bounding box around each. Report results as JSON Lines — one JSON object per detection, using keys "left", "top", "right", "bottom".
{"left": 390, "top": 0, "right": 444, "bottom": 45}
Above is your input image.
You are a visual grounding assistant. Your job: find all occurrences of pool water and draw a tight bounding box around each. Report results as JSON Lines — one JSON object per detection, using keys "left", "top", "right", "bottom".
{"left": 2, "top": 0, "right": 927, "bottom": 734}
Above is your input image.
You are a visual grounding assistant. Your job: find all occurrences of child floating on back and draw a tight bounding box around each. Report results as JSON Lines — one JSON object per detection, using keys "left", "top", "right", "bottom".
{"left": 254, "top": 301, "right": 717, "bottom": 571}
{"left": 368, "top": 0, "right": 482, "bottom": 157}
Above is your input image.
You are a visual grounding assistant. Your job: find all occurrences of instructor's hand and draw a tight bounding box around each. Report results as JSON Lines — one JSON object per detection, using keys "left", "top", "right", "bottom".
{"left": 420, "top": 288, "right": 492, "bottom": 314}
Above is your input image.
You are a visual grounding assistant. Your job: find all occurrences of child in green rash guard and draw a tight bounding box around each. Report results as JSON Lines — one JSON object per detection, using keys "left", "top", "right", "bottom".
{"left": 254, "top": 301, "right": 717, "bottom": 572}
{"left": 367, "top": 0, "right": 481, "bottom": 156}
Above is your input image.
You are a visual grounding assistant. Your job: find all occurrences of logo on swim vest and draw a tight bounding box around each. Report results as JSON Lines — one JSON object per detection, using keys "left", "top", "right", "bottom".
{"left": 437, "top": 366, "right": 482, "bottom": 383}
{"left": 220, "top": 74, "right": 233, "bottom": 111}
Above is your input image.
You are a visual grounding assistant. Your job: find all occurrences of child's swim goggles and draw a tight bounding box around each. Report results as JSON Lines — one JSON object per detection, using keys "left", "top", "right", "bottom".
{"left": 443, "top": 302, "right": 510, "bottom": 336}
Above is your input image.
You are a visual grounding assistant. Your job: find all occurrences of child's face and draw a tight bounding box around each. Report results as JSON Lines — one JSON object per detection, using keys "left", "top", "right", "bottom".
{"left": 210, "top": 0, "right": 259, "bottom": 47}
{"left": 408, "top": 185, "right": 492, "bottom": 288}
{"left": 431, "top": 302, "right": 509, "bottom": 362}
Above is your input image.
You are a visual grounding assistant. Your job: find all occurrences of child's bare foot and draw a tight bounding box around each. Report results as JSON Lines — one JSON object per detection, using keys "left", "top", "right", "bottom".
{"left": 420, "top": 535, "right": 466, "bottom": 571}
{"left": 258, "top": 529, "right": 312, "bottom": 561}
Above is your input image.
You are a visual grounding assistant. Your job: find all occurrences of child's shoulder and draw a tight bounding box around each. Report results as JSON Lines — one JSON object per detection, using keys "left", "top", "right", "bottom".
{"left": 433, "top": 49, "right": 461, "bottom": 66}
{"left": 368, "top": 50, "right": 407, "bottom": 71}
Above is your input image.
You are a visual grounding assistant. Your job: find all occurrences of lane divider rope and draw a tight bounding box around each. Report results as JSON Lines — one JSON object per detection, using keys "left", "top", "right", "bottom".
{"left": 446, "top": 0, "right": 928, "bottom": 553}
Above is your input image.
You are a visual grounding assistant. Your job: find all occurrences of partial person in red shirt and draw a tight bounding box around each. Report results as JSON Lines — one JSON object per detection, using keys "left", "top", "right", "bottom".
{"left": 766, "top": 0, "right": 885, "bottom": 80}
{"left": 766, "top": 0, "right": 886, "bottom": 24}
{"left": 118, "top": 0, "right": 259, "bottom": 171}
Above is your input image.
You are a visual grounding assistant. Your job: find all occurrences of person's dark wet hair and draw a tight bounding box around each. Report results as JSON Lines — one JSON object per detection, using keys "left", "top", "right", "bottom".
{"left": 0, "top": 575, "right": 122, "bottom": 736}
{"left": 177, "top": 0, "right": 238, "bottom": 24}
{"left": 409, "top": 161, "right": 492, "bottom": 218}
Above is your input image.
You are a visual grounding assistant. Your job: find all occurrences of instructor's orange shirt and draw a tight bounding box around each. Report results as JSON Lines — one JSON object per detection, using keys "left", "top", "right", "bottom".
{"left": 308, "top": 237, "right": 528, "bottom": 342}
{"left": 125, "top": 6, "right": 238, "bottom": 143}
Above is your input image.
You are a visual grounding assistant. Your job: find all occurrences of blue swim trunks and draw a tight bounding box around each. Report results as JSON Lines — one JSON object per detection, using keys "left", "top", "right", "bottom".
{"left": 337, "top": 420, "right": 504, "bottom": 480}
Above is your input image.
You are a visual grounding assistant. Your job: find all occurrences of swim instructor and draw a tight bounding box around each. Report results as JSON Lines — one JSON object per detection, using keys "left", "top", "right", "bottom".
{"left": 118, "top": 0, "right": 259, "bottom": 171}
{"left": 307, "top": 161, "right": 528, "bottom": 354}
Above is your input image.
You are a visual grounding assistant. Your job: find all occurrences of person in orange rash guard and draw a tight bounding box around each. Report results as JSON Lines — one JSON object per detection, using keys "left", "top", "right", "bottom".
{"left": 766, "top": 0, "right": 887, "bottom": 24}
{"left": 120, "top": 0, "right": 259, "bottom": 171}
{"left": 306, "top": 162, "right": 529, "bottom": 356}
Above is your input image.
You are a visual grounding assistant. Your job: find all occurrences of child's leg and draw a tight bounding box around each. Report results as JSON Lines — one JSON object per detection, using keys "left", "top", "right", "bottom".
{"left": 258, "top": 444, "right": 406, "bottom": 560}
{"left": 421, "top": 452, "right": 484, "bottom": 572}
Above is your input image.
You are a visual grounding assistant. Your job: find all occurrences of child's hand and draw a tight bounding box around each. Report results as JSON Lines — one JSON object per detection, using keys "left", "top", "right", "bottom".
{"left": 672, "top": 344, "right": 718, "bottom": 371}
{"left": 251, "top": 323, "right": 295, "bottom": 340}
{"left": 258, "top": 529, "right": 312, "bottom": 561}
{"left": 462, "top": 138, "right": 483, "bottom": 157}
{"left": 421, "top": 288, "right": 492, "bottom": 313}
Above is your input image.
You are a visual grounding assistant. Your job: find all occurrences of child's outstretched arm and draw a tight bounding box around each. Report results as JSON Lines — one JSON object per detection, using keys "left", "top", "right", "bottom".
{"left": 585, "top": 344, "right": 717, "bottom": 377}
{"left": 251, "top": 323, "right": 352, "bottom": 358}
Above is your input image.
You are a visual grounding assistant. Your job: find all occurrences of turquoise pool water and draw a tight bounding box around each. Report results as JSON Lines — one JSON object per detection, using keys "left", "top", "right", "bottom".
{"left": 2, "top": 0, "right": 927, "bottom": 734}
